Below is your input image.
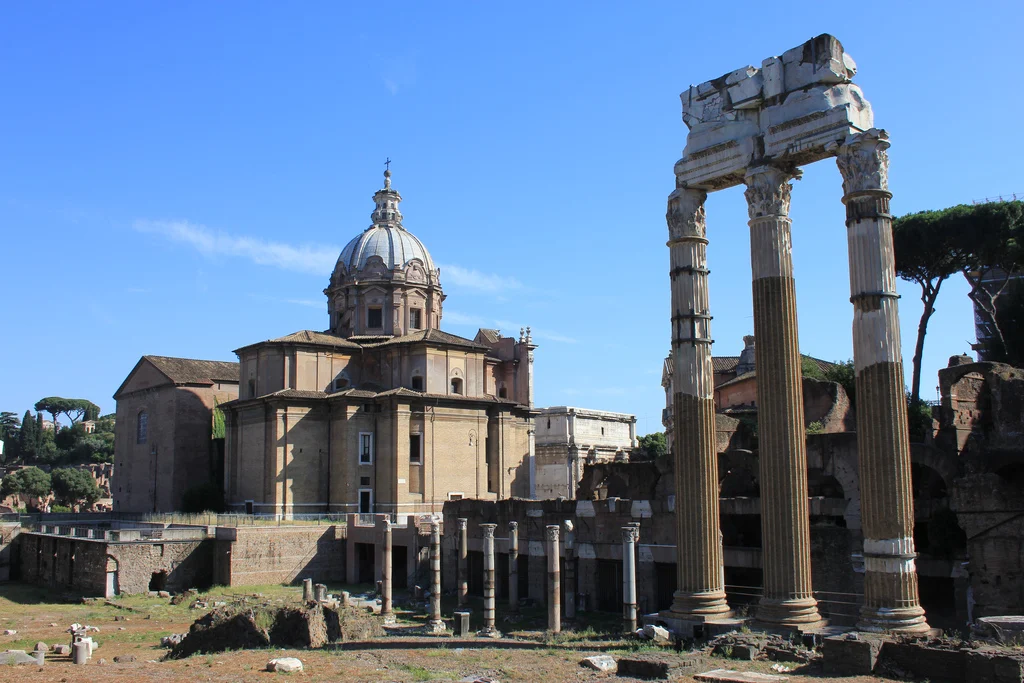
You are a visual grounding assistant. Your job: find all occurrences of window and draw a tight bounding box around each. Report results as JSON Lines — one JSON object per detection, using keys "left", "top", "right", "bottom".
{"left": 410, "top": 434, "right": 422, "bottom": 464}
{"left": 367, "top": 307, "right": 383, "bottom": 328}
{"left": 450, "top": 378, "right": 463, "bottom": 395}
{"left": 359, "top": 432, "right": 374, "bottom": 464}
{"left": 601, "top": 427, "right": 605, "bottom": 436}
{"left": 498, "top": 387, "right": 508, "bottom": 399}
{"left": 448, "top": 492, "right": 464, "bottom": 501}
{"left": 410, "top": 308, "right": 422, "bottom": 330}
{"left": 360, "top": 476, "right": 370, "bottom": 486}
{"left": 411, "top": 376, "right": 424, "bottom": 391}
{"left": 136, "top": 411, "right": 148, "bottom": 444}
{"left": 248, "top": 378, "right": 256, "bottom": 397}
{"left": 359, "top": 489, "right": 373, "bottom": 514}
{"left": 547, "top": 419, "right": 551, "bottom": 429}
{"left": 334, "top": 377, "right": 349, "bottom": 391}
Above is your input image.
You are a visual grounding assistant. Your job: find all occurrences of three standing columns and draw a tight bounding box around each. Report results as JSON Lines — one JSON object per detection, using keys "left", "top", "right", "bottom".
{"left": 835, "top": 130, "right": 929, "bottom": 633}
{"left": 743, "top": 166, "right": 821, "bottom": 627}
{"left": 664, "top": 188, "right": 731, "bottom": 621}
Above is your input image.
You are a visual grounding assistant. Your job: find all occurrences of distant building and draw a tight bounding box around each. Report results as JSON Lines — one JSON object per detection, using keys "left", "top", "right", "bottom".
{"left": 112, "top": 356, "right": 239, "bottom": 512}
{"left": 534, "top": 406, "right": 637, "bottom": 499}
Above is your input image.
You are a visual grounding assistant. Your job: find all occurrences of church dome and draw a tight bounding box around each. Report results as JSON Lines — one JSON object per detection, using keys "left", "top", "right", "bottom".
{"left": 335, "top": 168, "right": 436, "bottom": 275}
{"left": 338, "top": 223, "right": 435, "bottom": 272}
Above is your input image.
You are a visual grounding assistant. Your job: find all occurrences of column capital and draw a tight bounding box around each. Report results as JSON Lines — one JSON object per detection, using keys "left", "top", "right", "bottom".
{"left": 743, "top": 165, "right": 800, "bottom": 220}
{"left": 457, "top": 518, "right": 468, "bottom": 531}
{"left": 621, "top": 526, "right": 639, "bottom": 543}
{"left": 545, "top": 524, "right": 560, "bottom": 542}
{"left": 666, "top": 187, "right": 708, "bottom": 242}
{"left": 508, "top": 521, "right": 518, "bottom": 532}
{"left": 835, "top": 128, "right": 891, "bottom": 196}
{"left": 480, "top": 523, "right": 496, "bottom": 538}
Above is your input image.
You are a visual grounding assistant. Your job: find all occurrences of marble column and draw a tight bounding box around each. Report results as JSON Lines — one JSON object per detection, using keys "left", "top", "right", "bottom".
{"left": 302, "top": 578, "right": 313, "bottom": 602}
{"left": 480, "top": 524, "right": 499, "bottom": 637}
{"left": 835, "top": 129, "right": 929, "bottom": 633}
{"left": 743, "top": 165, "right": 821, "bottom": 627}
{"left": 663, "top": 187, "right": 731, "bottom": 620}
{"left": 563, "top": 520, "right": 576, "bottom": 619}
{"left": 623, "top": 526, "right": 639, "bottom": 633}
{"left": 428, "top": 521, "right": 445, "bottom": 633}
{"left": 508, "top": 521, "right": 520, "bottom": 613}
{"left": 380, "top": 519, "right": 395, "bottom": 624}
{"left": 457, "top": 518, "right": 468, "bottom": 607}
{"left": 546, "top": 524, "right": 561, "bottom": 634}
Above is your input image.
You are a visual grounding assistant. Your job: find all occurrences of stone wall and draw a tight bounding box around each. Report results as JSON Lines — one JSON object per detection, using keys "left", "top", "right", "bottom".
{"left": 214, "top": 526, "right": 344, "bottom": 587}
{"left": 0, "top": 524, "right": 21, "bottom": 581}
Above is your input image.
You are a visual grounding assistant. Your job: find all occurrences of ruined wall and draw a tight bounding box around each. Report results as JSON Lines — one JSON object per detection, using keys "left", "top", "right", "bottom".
{"left": 108, "top": 539, "right": 213, "bottom": 594}
{"left": 214, "top": 525, "right": 344, "bottom": 586}
{"left": 0, "top": 524, "right": 20, "bottom": 581}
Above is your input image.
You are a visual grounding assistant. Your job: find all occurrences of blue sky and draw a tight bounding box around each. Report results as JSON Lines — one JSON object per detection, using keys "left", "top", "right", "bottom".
{"left": 1, "top": 2, "right": 1020, "bottom": 436}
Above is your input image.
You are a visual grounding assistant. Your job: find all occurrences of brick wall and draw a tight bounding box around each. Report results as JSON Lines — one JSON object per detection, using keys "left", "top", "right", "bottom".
{"left": 214, "top": 526, "right": 344, "bottom": 586}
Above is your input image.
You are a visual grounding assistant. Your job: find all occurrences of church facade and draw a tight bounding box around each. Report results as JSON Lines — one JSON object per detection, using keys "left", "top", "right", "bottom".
{"left": 218, "top": 171, "right": 538, "bottom": 516}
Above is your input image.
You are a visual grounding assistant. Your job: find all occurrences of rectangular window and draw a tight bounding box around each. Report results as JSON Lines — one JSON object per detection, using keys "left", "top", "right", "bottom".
{"left": 367, "top": 307, "right": 383, "bottom": 328}
{"left": 410, "top": 308, "right": 422, "bottom": 330}
{"left": 359, "top": 432, "right": 374, "bottom": 464}
{"left": 410, "top": 433, "right": 422, "bottom": 464}
{"left": 411, "top": 376, "right": 424, "bottom": 391}
{"left": 448, "top": 492, "right": 464, "bottom": 501}
{"left": 136, "top": 412, "right": 148, "bottom": 444}
{"left": 359, "top": 489, "right": 373, "bottom": 514}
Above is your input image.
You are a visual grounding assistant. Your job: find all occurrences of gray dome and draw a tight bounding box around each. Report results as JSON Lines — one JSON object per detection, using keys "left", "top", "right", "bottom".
{"left": 337, "top": 225, "right": 435, "bottom": 273}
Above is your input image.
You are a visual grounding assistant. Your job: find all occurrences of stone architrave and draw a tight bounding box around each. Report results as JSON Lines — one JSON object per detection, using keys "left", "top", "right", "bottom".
{"left": 508, "top": 521, "right": 520, "bottom": 612}
{"left": 457, "top": 518, "right": 468, "bottom": 607}
{"left": 743, "top": 165, "right": 822, "bottom": 627}
{"left": 428, "top": 521, "right": 445, "bottom": 633}
{"left": 380, "top": 519, "right": 395, "bottom": 624}
{"left": 835, "top": 129, "right": 929, "bottom": 633}
{"left": 622, "top": 526, "right": 640, "bottom": 633}
{"left": 546, "top": 525, "right": 561, "bottom": 634}
{"left": 663, "top": 188, "right": 731, "bottom": 622}
{"left": 479, "top": 524, "right": 500, "bottom": 637}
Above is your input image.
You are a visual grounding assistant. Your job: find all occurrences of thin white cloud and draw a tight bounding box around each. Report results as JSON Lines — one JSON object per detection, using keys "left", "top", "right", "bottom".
{"left": 248, "top": 294, "right": 324, "bottom": 309}
{"left": 134, "top": 220, "right": 337, "bottom": 275}
{"left": 440, "top": 264, "right": 523, "bottom": 293}
{"left": 442, "top": 310, "right": 488, "bottom": 327}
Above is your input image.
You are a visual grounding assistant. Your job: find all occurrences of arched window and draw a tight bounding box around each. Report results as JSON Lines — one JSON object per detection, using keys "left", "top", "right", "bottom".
{"left": 248, "top": 378, "right": 256, "bottom": 397}
{"left": 450, "top": 378, "right": 463, "bottom": 395}
{"left": 498, "top": 387, "right": 508, "bottom": 399}
{"left": 137, "top": 411, "right": 148, "bottom": 445}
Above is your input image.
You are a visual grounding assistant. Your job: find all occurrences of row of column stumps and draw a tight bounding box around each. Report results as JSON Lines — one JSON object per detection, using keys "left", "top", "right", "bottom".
{"left": 665, "top": 129, "right": 928, "bottom": 633}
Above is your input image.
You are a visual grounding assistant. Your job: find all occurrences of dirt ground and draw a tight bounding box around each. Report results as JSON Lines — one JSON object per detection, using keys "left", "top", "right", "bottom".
{"left": 0, "top": 582, "right": 892, "bottom": 682}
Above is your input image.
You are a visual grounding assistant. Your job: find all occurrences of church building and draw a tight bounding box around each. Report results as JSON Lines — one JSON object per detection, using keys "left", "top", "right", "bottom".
{"left": 218, "top": 170, "right": 538, "bottom": 516}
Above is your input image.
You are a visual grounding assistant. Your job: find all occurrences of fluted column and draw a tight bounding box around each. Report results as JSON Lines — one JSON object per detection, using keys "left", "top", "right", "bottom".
{"left": 743, "top": 165, "right": 821, "bottom": 627}
{"left": 546, "top": 525, "right": 561, "bottom": 634}
{"left": 508, "top": 521, "right": 519, "bottom": 612}
{"left": 380, "top": 519, "right": 395, "bottom": 624}
{"left": 428, "top": 521, "right": 445, "bottom": 633}
{"left": 623, "top": 525, "right": 639, "bottom": 633}
{"left": 663, "top": 187, "right": 731, "bottom": 620}
{"left": 479, "top": 524, "right": 499, "bottom": 637}
{"left": 457, "top": 518, "right": 468, "bottom": 607}
{"left": 835, "top": 129, "right": 929, "bottom": 633}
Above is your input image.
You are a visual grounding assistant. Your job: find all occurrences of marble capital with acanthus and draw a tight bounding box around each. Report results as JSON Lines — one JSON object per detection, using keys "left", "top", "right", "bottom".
{"left": 621, "top": 526, "right": 640, "bottom": 543}
{"left": 545, "top": 525, "right": 560, "bottom": 542}
{"left": 834, "top": 128, "right": 890, "bottom": 196}
{"left": 744, "top": 165, "right": 800, "bottom": 219}
{"left": 666, "top": 188, "right": 708, "bottom": 242}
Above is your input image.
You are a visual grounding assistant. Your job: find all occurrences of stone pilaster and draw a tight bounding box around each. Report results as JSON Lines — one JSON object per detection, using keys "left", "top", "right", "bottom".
{"left": 428, "top": 521, "right": 445, "bottom": 633}
{"left": 663, "top": 188, "right": 731, "bottom": 620}
{"left": 457, "top": 518, "right": 468, "bottom": 607}
{"left": 743, "top": 165, "right": 821, "bottom": 627}
{"left": 479, "top": 524, "right": 499, "bottom": 637}
{"left": 546, "top": 525, "right": 561, "bottom": 634}
{"left": 508, "top": 522, "right": 519, "bottom": 612}
{"left": 623, "top": 526, "right": 639, "bottom": 633}
{"left": 835, "top": 129, "right": 929, "bottom": 633}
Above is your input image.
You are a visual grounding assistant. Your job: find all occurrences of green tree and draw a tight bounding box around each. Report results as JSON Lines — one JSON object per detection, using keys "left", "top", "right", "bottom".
{"left": 50, "top": 468, "right": 101, "bottom": 509}
{"left": 1, "top": 466, "right": 52, "bottom": 510}
{"left": 801, "top": 357, "right": 825, "bottom": 380}
{"left": 33, "top": 397, "right": 102, "bottom": 429}
{"left": 822, "top": 360, "right": 856, "bottom": 406}
{"left": 637, "top": 432, "right": 667, "bottom": 459}
{"left": 18, "top": 410, "right": 38, "bottom": 461}
{"left": 0, "top": 412, "right": 20, "bottom": 463}
{"left": 34, "top": 430, "right": 59, "bottom": 465}
{"left": 893, "top": 209, "right": 966, "bottom": 402}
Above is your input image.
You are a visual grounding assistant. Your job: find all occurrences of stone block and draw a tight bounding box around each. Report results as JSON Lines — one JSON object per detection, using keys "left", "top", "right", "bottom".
{"left": 641, "top": 624, "right": 671, "bottom": 644}
{"left": 267, "top": 657, "right": 303, "bottom": 673}
{"left": 730, "top": 644, "right": 759, "bottom": 661}
{"left": 34, "top": 641, "right": 48, "bottom": 653}
{"left": 822, "top": 635, "right": 881, "bottom": 676}
{"left": 580, "top": 655, "right": 617, "bottom": 672}
{"left": 760, "top": 84, "right": 872, "bottom": 164}
{"left": 965, "top": 651, "right": 1024, "bottom": 683}
{"left": 761, "top": 57, "right": 783, "bottom": 99}
{"left": 114, "top": 654, "right": 136, "bottom": 663}
{"left": 454, "top": 611, "right": 471, "bottom": 637}
{"left": 630, "top": 500, "right": 653, "bottom": 518}
{"left": 695, "top": 670, "right": 786, "bottom": 683}
{"left": 0, "top": 650, "right": 40, "bottom": 665}
{"left": 676, "top": 129, "right": 758, "bottom": 191}
{"left": 617, "top": 655, "right": 696, "bottom": 680}
{"left": 778, "top": 35, "right": 852, "bottom": 92}
{"left": 575, "top": 500, "right": 595, "bottom": 517}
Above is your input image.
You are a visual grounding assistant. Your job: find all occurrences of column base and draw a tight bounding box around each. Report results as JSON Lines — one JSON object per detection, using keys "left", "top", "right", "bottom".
{"left": 857, "top": 606, "right": 930, "bottom": 634}
{"left": 382, "top": 613, "right": 397, "bottom": 626}
{"left": 756, "top": 597, "right": 823, "bottom": 627}
{"left": 426, "top": 620, "right": 447, "bottom": 634}
{"left": 476, "top": 627, "right": 502, "bottom": 638}
{"left": 663, "top": 590, "right": 732, "bottom": 622}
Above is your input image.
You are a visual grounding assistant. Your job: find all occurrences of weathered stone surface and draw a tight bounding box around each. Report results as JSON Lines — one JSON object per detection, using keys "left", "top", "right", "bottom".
{"left": 641, "top": 624, "right": 671, "bottom": 644}
{"left": 52, "top": 644, "right": 71, "bottom": 655}
{"left": 823, "top": 635, "right": 882, "bottom": 676}
{"left": 974, "top": 616, "right": 1024, "bottom": 646}
{"left": 0, "top": 650, "right": 39, "bottom": 665}
{"left": 580, "top": 654, "right": 617, "bottom": 672}
{"left": 113, "top": 654, "right": 136, "bottom": 663}
{"left": 617, "top": 655, "right": 696, "bottom": 680}
{"left": 34, "top": 641, "right": 48, "bottom": 653}
{"left": 169, "top": 604, "right": 338, "bottom": 658}
{"left": 965, "top": 650, "right": 1024, "bottom": 683}
{"left": 267, "top": 657, "right": 303, "bottom": 673}
{"left": 695, "top": 670, "right": 786, "bottom": 683}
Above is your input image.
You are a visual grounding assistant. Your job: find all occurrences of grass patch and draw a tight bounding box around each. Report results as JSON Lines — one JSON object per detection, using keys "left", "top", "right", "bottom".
{"left": 399, "top": 663, "right": 451, "bottom": 681}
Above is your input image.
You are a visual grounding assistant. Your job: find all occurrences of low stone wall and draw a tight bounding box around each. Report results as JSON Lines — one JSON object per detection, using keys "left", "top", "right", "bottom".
{"left": 214, "top": 525, "right": 345, "bottom": 587}
{"left": 0, "top": 524, "right": 21, "bottom": 581}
